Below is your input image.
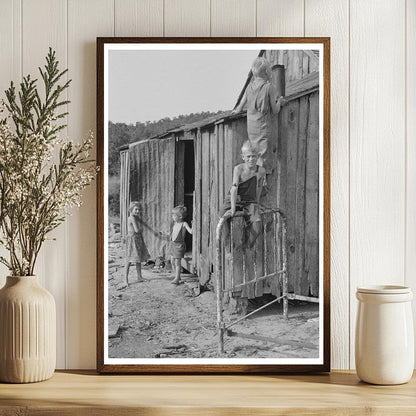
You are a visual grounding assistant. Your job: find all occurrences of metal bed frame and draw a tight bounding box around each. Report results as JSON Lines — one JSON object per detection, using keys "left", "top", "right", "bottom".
{"left": 215, "top": 207, "right": 288, "bottom": 354}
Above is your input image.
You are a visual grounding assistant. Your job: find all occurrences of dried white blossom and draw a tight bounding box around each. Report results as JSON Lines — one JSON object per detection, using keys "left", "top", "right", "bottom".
{"left": 0, "top": 79, "right": 97, "bottom": 275}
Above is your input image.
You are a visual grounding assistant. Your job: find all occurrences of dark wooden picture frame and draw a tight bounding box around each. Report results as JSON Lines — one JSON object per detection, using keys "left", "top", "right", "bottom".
{"left": 97, "top": 37, "right": 330, "bottom": 373}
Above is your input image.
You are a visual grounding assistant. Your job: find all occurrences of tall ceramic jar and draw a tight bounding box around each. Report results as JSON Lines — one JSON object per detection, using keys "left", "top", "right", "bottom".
{"left": 355, "top": 285, "right": 414, "bottom": 385}
{"left": 0, "top": 276, "right": 56, "bottom": 383}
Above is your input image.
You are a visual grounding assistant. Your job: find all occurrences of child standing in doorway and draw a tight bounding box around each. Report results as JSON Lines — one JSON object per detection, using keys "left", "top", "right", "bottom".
{"left": 221, "top": 140, "right": 266, "bottom": 247}
{"left": 170, "top": 206, "right": 192, "bottom": 285}
{"left": 125, "top": 201, "right": 150, "bottom": 285}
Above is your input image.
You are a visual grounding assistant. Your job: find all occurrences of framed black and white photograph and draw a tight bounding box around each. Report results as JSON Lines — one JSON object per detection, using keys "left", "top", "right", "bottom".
{"left": 97, "top": 37, "right": 330, "bottom": 373}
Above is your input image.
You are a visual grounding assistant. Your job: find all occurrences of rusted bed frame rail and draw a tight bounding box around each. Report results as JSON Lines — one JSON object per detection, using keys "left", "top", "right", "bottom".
{"left": 215, "top": 207, "right": 289, "bottom": 354}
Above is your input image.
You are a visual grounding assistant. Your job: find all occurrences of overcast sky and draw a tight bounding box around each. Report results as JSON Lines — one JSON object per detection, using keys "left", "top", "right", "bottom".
{"left": 108, "top": 49, "right": 259, "bottom": 124}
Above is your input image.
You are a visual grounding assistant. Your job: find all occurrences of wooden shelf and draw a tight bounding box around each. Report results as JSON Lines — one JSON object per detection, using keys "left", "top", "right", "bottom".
{"left": 1, "top": 370, "right": 415, "bottom": 415}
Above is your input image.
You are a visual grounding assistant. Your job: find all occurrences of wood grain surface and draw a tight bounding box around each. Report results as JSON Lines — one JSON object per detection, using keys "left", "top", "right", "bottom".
{"left": 257, "top": 0, "right": 303, "bottom": 37}
{"left": 115, "top": 0, "right": 163, "bottom": 37}
{"left": 305, "top": 0, "right": 349, "bottom": 372}
{"left": 349, "top": 0, "right": 406, "bottom": 369}
{"left": 211, "top": 0, "right": 256, "bottom": 37}
{"left": 22, "top": 0, "right": 68, "bottom": 369}
{"left": 406, "top": 0, "right": 416, "bottom": 364}
{"left": 67, "top": 0, "right": 114, "bottom": 370}
{"left": 0, "top": 371, "right": 415, "bottom": 415}
{"left": 165, "top": 0, "right": 210, "bottom": 37}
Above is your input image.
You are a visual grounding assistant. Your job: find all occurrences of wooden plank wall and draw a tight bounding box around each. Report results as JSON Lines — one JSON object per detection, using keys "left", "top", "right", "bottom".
{"left": 264, "top": 49, "right": 319, "bottom": 83}
{"left": 196, "top": 113, "right": 287, "bottom": 298}
{"left": 0, "top": 0, "right": 413, "bottom": 370}
{"left": 129, "top": 138, "right": 175, "bottom": 260}
{"left": 407, "top": 0, "right": 416, "bottom": 358}
{"left": 349, "top": 0, "right": 406, "bottom": 369}
{"left": 305, "top": 0, "right": 350, "bottom": 370}
{"left": 119, "top": 150, "right": 130, "bottom": 238}
{"left": 22, "top": 0, "right": 68, "bottom": 370}
{"left": 254, "top": 90, "right": 319, "bottom": 298}
{"left": 193, "top": 119, "right": 249, "bottom": 285}
{"left": 305, "top": 92, "right": 320, "bottom": 297}
{"left": 193, "top": 130, "right": 202, "bottom": 275}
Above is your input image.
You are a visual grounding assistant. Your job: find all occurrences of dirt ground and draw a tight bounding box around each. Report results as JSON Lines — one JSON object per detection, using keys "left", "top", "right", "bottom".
{"left": 108, "top": 232, "right": 319, "bottom": 359}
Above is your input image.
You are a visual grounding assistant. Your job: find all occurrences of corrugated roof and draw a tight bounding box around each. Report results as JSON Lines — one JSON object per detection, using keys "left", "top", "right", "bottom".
{"left": 139, "top": 111, "right": 234, "bottom": 142}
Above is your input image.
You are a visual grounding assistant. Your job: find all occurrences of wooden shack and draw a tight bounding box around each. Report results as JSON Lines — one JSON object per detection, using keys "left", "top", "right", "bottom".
{"left": 119, "top": 49, "right": 320, "bottom": 299}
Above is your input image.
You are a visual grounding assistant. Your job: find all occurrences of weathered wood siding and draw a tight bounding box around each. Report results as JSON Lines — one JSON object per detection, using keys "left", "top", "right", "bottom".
{"left": 119, "top": 149, "right": 130, "bottom": 238}
{"left": 192, "top": 119, "right": 245, "bottom": 285}
{"left": 264, "top": 49, "right": 319, "bottom": 83}
{"left": 279, "top": 91, "right": 320, "bottom": 297}
{"left": 190, "top": 92, "right": 319, "bottom": 299}
{"left": 192, "top": 113, "right": 281, "bottom": 295}
{"left": 193, "top": 130, "right": 202, "bottom": 276}
{"left": 128, "top": 137, "right": 175, "bottom": 259}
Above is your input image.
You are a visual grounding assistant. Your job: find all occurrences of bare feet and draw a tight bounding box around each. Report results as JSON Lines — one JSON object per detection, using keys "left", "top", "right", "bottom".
{"left": 136, "top": 277, "right": 146, "bottom": 283}
{"left": 170, "top": 278, "right": 181, "bottom": 285}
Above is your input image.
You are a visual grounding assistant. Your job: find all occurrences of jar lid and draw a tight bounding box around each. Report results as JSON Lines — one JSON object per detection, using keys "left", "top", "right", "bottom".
{"left": 357, "top": 285, "right": 411, "bottom": 294}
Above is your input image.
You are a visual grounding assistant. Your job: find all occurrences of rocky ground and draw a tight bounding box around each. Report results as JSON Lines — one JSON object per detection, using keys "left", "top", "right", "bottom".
{"left": 107, "top": 225, "right": 319, "bottom": 359}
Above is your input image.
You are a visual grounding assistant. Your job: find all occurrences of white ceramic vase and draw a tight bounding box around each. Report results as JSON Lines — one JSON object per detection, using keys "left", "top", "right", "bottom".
{"left": 0, "top": 276, "right": 56, "bottom": 383}
{"left": 355, "top": 285, "right": 414, "bottom": 385}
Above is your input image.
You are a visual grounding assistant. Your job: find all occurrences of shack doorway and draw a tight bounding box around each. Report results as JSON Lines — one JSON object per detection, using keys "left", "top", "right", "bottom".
{"left": 175, "top": 138, "right": 195, "bottom": 264}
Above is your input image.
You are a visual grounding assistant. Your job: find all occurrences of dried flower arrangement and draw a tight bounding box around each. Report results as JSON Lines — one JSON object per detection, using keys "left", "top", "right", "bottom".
{"left": 0, "top": 48, "right": 97, "bottom": 276}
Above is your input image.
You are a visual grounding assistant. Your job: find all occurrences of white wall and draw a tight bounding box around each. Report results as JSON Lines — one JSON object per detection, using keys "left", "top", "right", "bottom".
{"left": 0, "top": 0, "right": 414, "bottom": 370}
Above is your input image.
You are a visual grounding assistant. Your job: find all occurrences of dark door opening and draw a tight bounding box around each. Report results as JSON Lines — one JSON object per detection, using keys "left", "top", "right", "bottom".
{"left": 175, "top": 139, "right": 195, "bottom": 255}
{"left": 183, "top": 140, "right": 194, "bottom": 252}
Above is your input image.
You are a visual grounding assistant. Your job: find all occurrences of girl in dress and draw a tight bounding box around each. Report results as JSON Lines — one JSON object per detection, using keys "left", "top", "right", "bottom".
{"left": 170, "top": 206, "right": 192, "bottom": 285}
{"left": 125, "top": 201, "right": 150, "bottom": 285}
